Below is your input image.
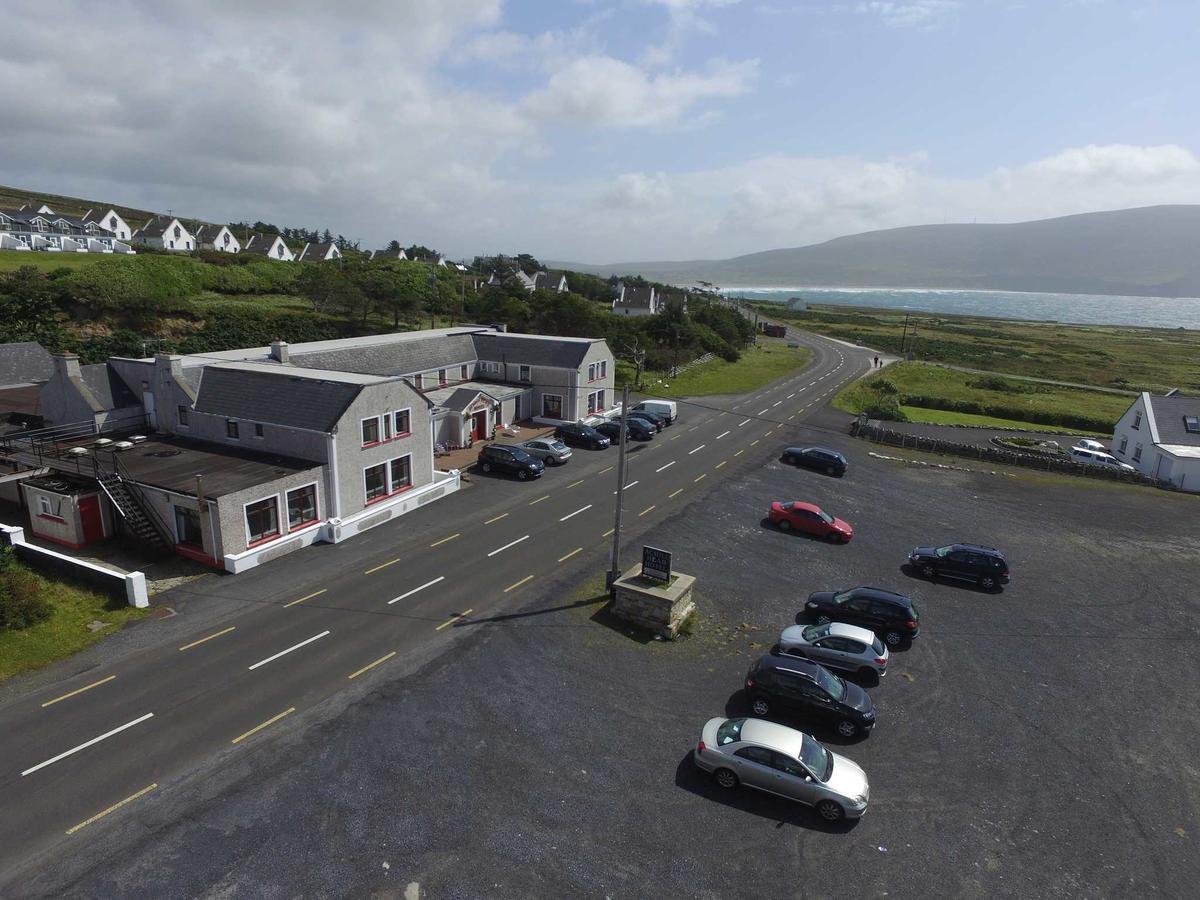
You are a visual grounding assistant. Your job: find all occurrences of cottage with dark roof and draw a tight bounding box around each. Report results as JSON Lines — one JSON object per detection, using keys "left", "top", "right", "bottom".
{"left": 83, "top": 208, "right": 134, "bottom": 242}
{"left": 612, "top": 283, "right": 659, "bottom": 316}
{"left": 194, "top": 224, "right": 241, "bottom": 253}
{"left": 1111, "top": 390, "right": 1200, "bottom": 491}
{"left": 241, "top": 233, "right": 296, "bottom": 262}
{"left": 532, "top": 270, "right": 569, "bottom": 292}
{"left": 370, "top": 247, "right": 409, "bottom": 261}
{"left": 134, "top": 215, "right": 194, "bottom": 252}
{"left": 297, "top": 241, "right": 341, "bottom": 262}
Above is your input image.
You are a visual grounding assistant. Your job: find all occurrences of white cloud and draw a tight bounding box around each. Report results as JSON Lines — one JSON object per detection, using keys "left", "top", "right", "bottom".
{"left": 853, "top": 1, "right": 961, "bottom": 29}
{"left": 1005, "top": 143, "right": 1200, "bottom": 183}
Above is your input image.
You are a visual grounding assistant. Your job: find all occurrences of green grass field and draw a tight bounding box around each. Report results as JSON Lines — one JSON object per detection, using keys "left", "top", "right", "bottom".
{"left": 0, "top": 249, "right": 115, "bottom": 272}
{"left": 635, "top": 340, "right": 813, "bottom": 398}
{"left": 0, "top": 565, "right": 150, "bottom": 682}
{"left": 754, "top": 302, "right": 1200, "bottom": 394}
{"left": 835, "top": 362, "right": 1131, "bottom": 432}
{"left": 895, "top": 405, "right": 1107, "bottom": 435}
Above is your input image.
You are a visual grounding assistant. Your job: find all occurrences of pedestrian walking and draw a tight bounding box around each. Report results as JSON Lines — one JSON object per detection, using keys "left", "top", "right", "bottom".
{"left": 873, "top": 355, "right": 879, "bottom": 368}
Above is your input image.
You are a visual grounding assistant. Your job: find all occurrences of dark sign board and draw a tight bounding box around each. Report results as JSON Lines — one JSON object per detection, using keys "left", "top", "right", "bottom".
{"left": 641, "top": 545, "right": 672, "bottom": 582}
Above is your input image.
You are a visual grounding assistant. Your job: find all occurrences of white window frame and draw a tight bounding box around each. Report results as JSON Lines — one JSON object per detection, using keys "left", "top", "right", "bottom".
{"left": 600, "top": 360, "right": 607, "bottom": 378}
{"left": 587, "top": 391, "right": 597, "bottom": 415}
{"left": 1118, "top": 436, "right": 1128, "bottom": 454}
{"left": 394, "top": 408, "right": 412, "bottom": 438}
{"left": 388, "top": 453, "right": 413, "bottom": 493}
{"left": 361, "top": 415, "right": 382, "bottom": 446}
{"left": 37, "top": 495, "right": 53, "bottom": 516}
{"left": 226, "top": 419, "right": 240, "bottom": 440}
{"left": 588, "top": 363, "right": 596, "bottom": 382}
{"left": 285, "top": 482, "right": 320, "bottom": 531}
{"left": 243, "top": 494, "right": 281, "bottom": 547}
{"left": 460, "top": 364, "right": 469, "bottom": 381}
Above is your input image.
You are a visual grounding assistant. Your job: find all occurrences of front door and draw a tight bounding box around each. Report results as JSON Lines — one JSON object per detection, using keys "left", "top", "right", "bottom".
{"left": 78, "top": 495, "right": 103, "bottom": 543}
{"left": 471, "top": 411, "right": 487, "bottom": 441}
{"left": 174, "top": 505, "right": 202, "bottom": 546}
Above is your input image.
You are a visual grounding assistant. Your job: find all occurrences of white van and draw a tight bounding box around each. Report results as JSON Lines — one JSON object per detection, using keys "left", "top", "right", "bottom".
{"left": 633, "top": 400, "right": 677, "bottom": 425}
{"left": 1069, "top": 446, "right": 1134, "bottom": 471}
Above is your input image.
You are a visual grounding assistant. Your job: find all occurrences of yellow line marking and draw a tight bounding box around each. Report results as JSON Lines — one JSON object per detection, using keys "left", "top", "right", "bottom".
{"left": 231, "top": 707, "right": 295, "bottom": 745}
{"left": 694, "top": 473, "right": 707, "bottom": 483}
{"left": 715, "top": 461, "right": 727, "bottom": 469}
{"left": 284, "top": 589, "right": 325, "bottom": 608}
{"left": 504, "top": 575, "right": 534, "bottom": 593}
{"left": 66, "top": 784, "right": 157, "bottom": 835}
{"left": 639, "top": 505, "right": 656, "bottom": 517}
{"left": 365, "top": 558, "right": 399, "bottom": 575}
{"left": 750, "top": 439, "right": 759, "bottom": 446}
{"left": 668, "top": 488, "right": 683, "bottom": 498}
{"left": 599, "top": 466, "right": 614, "bottom": 475}
{"left": 348, "top": 651, "right": 397, "bottom": 680}
{"left": 528, "top": 495, "right": 550, "bottom": 506}
{"left": 430, "top": 533, "right": 460, "bottom": 547}
{"left": 558, "top": 547, "right": 583, "bottom": 562}
{"left": 566, "top": 479, "right": 585, "bottom": 488}
{"left": 734, "top": 449, "right": 744, "bottom": 457}
{"left": 42, "top": 675, "right": 116, "bottom": 708}
{"left": 179, "top": 626, "right": 236, "bottom": 652}
{"left": 484, "top": 513, "right": 509, "bottom": 524}
{"left": 435, "top": 608, "right": 473, "bottom": 631}
{"left": 602, "top": 528, "right": 615, "bottom": 538}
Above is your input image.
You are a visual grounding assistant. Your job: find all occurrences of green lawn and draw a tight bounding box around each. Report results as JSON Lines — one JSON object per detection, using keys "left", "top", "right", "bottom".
{"left": 754, "top": 302, "right": 1200, "bottom": 394}
{"left": 896, "top": 405, "right": 1108, "bottom": 436}
{"left": 190, "top": 291, "right": 313, "bottom": 314}
{"left": 0, "top": 249, "right": 109, "bottom": 272}
{"left": 633, "top": 341, "right": 813, "bottom": 398}
{"left": 0, "top": 564, "right": 150, "bottom": 682}
{"left": 835, "top": 361, "right": 1131, "bottom": 432}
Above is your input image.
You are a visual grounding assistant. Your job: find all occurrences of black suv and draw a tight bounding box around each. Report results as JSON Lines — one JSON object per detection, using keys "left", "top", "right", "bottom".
{"left": 782, "top": 446, "right": 847, "bottom": 477}
{"left": 476, "top": 444, "right": 545, "bottom": 481}
{"left": 595, "top": 419, "right": 654, "bottom": 443}
{"left": 555, "top": 422, "right": 611, "bottom": 450}
{"left": 744, "top": 652, "right": 876, "bottom": 739}
{"left": 627, "top": 410, "right": 665, "bottom": 432}
{"left": 908, "top": 543, "right": 1009, "bottom": 590}
{"left": 803, "top": 587, "right": 920, "bottom": 648}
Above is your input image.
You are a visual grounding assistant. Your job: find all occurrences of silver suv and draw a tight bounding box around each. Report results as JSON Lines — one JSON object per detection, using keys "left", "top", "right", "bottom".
{"left": 694, "top": 716, "right": 869, "bottom": 821}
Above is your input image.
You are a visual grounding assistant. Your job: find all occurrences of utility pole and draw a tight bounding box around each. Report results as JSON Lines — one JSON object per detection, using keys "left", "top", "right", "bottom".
{"left": 900, "top": 313, "right": 910, "bottom": 354}
{"left": 607, "top": 384, "right": 631, "bottom": 591}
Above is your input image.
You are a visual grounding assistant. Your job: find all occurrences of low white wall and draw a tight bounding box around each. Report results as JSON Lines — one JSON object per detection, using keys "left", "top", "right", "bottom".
{"left": 0, "top": 524, "right": 148, "bottom": 607}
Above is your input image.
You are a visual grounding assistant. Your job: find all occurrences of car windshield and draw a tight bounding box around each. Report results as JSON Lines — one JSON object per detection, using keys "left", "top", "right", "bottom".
{"left": 935, "top": 545, "right": 953, "bottom": 557}
{"left": 799, "top": 734, "right": 832, "bottom": 781}
{"left": 813, "top": 666, "right": 846, "bottom": 700}
{"left": 832, "top": 589, "right": 856, "bottom": 605}
{"left": 716, "top": 718, "right": 744, "bottom": 746}
{"left": 817, "top": 510, "right": 834, "bottom": 525}
{"left": 780, "top": 502, "right": 794, "bottom": 511}
{"left": 510, "top": 447, "right": 533, "bottom": 462}
{"left": 550, "top": 441, "right": 567, "bottom": 451}
{"left": 801, "top": 624, "right": 829, "bottom": 641}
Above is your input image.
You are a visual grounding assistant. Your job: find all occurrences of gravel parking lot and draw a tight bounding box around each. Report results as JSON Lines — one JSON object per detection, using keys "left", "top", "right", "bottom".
{"left": 31, "top": 437, "right": 1200, "bottom": 899}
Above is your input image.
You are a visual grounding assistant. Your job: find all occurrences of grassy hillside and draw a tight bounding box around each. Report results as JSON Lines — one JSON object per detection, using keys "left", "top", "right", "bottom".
{"left": 0, "top": 184, "right": 157, "bottom": 229}
{"left": 0, "top": 250, "right": 104, "bottom": 272}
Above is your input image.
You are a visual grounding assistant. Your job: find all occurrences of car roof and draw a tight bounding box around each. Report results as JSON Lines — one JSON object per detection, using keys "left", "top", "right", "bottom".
{"left": 786, "top": 501, "right": 820, "bottom": 513}
{"left": 780, "top": 622, "right": 874, "bottom": 645}
{"left": 953, "top": 543, "right": 1003, "bottom": 556}
{"left": 756, "top": 651, "right": 823, "bottom": 678}
{"left": 847, "top": 586, "right": 914, "bottom": 607}
{"left": 737, "top": 718, "right": 807, "bottom": 758}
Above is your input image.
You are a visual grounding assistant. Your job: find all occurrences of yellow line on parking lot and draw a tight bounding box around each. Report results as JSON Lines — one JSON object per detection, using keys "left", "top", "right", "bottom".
{"left": 347, "top": 651, "right": 397, "bottom": 680}
{"left": 558, "top": 547, "right": 582, "bottom": 562}
{"left": 66, "top": 783, "right": 157, "bottom": 835}
{"left": 179, "top": 626, "right": 236, "bottom": 651}
{"left": 639, "top": 505, "right": 655, "bottom": 517}
{"left": 715, "top": 461, "right": 727, "bottom": 470}
{"left": 602, "top": 528, "right": 615, "bottom": 538}
{"left": 435, "top": 609, "right": 473, "bottom": 631}
{"left": 599, "top": 466, "right": 614, "bottom": 475}
{"left": 430, "top": 533, "right": 460, "bottom": 547}
{"left": 528, "top": 495, "right": 550, "bottom": 506}
{"left": 668, "top": 488, "right": 683, "bottom": 498}
{"left": 504, "top": 575, "right": 534, "bottom": 593}
{"left": 694, "top": 473, "right": 706, "bottom": 483}
{"left": 284, "top": 589, "right": 325, "bottom": 608}
{"left": 484, "top": 513, "right": 509, "bottom": 524}
{"left": 566, "top": 479, "right": 585, "bottom": 488}
{"left": 42, "top": 675, "right": 116, "bottom": 708}
{"left": 365, "top": 558, "right": 399, "bottom": 575}
{"left": 231, "top": 707, "right": 295, "bottom": 745}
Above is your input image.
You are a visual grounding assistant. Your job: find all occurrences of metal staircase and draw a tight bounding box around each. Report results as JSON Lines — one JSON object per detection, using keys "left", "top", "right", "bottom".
{"left": 94, "top": 466, "right": 171, "bottom": 553}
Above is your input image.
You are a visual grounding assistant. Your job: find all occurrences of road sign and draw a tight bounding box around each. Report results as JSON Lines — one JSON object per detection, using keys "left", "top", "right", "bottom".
{"left": 641, "top": 545, "right": 671, "bottom": 582}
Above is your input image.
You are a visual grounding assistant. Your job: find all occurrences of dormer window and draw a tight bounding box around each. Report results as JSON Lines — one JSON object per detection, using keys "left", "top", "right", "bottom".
{"left": 1132, "top": 411, "right": 1141, "bottom": 430}
{"left": 1185, "top": 416, "right": 1200, "bottom": 434}
{"left": 109, "top": 216, "right": 117, "bottom": 229}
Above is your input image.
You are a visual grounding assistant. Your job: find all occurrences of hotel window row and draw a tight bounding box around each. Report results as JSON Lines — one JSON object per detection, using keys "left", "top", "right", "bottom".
{"left": 243, "top": 483, "right": 319, "bottom": 547}
{"left": 587, "top": 360, "right": 608, "bottom": 382}
{"left": 364, "top": 455, "right": 413, "bottom": 503}
{"left": 361, "top": 409, "right": 412, "bottom": 446}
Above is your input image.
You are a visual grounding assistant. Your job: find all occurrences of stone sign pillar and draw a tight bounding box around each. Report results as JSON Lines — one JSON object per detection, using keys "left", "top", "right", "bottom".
{"left": 610, "top": 562, "right": 695, "bottom": 639}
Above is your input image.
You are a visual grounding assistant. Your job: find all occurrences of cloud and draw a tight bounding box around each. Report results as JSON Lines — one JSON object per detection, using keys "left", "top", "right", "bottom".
{"left": 1005, "top": 143, "right": 1200, "bottom": 183}
{"left": 852, "top": 1, "right": 961, "bottom": 29}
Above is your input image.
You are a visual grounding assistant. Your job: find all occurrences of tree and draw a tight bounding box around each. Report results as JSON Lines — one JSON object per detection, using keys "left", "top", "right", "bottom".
{"left": 515, "top": 253, "right": 542, "bottom": 275}
{"left": 354, "top": 266, "right": 421, "bottom": 329}
{"left": 0, "top": 266, "right": 65, "bottom": 349}
{"left": 387, "top": 239, "right": 401, "bottom": 252}
{"left": 322, "top": 228, "right": 334, "bottom": 243}
{"left": 295, "top": 265, "right": 344, "bottom": 314}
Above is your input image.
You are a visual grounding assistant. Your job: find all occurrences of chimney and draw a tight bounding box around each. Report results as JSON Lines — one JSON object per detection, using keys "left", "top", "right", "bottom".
{"left": 270, "top": 340, "right": 290, "bottom": 363}
{"left": 155, "top": 353, "right": 184, "bottom": 381}
{"left": 54, "top": 352, "right": 83, "bottom": 380}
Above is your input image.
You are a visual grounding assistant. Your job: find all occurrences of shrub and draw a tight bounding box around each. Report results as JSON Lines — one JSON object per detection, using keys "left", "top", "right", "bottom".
{"left": 0, "top": 550, "right": 53, "bottom": 631}
{"left": 862, "top": 395, "right": 907, "bottom": 421}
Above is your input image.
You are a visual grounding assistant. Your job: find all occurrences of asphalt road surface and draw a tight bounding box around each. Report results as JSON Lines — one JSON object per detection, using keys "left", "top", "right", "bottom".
{"left": 0, "top": 327, "right": 873, "bottom": 891}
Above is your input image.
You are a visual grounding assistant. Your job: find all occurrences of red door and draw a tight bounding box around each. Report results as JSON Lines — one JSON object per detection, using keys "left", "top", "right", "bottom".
{"left": 471, "top": 411, "right": 487, "bottom": 441}
{"left": 78, "top": 494, "right": 104, "bottom": 544}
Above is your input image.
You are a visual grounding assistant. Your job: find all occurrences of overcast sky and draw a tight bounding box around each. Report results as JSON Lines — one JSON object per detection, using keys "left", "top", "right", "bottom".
{"left": 2, "top": 0, "right": 1198, "bottom": 263}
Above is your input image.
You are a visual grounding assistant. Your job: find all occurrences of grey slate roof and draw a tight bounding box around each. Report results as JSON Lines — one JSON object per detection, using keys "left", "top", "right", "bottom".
{"left": 292, "top": 333, "right": 479, "bottom": 378}
{"left": 0, "top": 341, "right": 55, "bottom": 386}
{"left": 80, "top": 363, "right": 140, "bottom": 410}
{"left": 194, "top": 367, "right": 363, "bottom": 432}
{"left": 614, "top": 285, "right": 655, "bottom": 309}
{"left": 471, "top": 333, "right": 596, "bottom": 369}
{"left": 299, "top": 241, "right": 339, "bottom": 261}
{"left": 137, "top": 215, "right": 176, "bottom": 238}
{"left": 1149, "top": 394, "right": 1200, "bottom": 446}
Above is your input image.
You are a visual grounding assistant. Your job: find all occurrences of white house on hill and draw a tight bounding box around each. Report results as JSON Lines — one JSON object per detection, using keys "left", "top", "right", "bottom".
{"left": 135, "top": 216, "right": 194, "bottom": 251}
{"left": 1111, "top": 390, "right": 1200, "bottom": 492}
{"left": 83, "top": 208, "right": 133, "bottom": 241}
{"left": 612, "top": 283, "right": 659, "bottom": 316}
{"left": 298, "top": 241, "right": 341, "bottom": 262}
{"left": 194, "top": 224, "right": 241, "bottom": 253}
{"left": 242, "top": 233, "right": 296, "bottom": 262}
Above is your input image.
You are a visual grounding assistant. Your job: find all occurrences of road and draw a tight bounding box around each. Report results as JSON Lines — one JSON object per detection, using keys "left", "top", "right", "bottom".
{"left": 0, "top": 328, "right": 874, "bottom": 887}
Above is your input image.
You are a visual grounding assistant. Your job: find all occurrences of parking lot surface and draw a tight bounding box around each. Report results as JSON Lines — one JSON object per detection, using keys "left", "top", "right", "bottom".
{"left": 24, "top": 433, "right": 1199, "bottom": 899}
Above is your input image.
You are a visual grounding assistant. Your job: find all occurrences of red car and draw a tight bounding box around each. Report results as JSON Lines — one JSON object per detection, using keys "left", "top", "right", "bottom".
{"left": 769, "top": 501, "right": 854, "bottom": 543}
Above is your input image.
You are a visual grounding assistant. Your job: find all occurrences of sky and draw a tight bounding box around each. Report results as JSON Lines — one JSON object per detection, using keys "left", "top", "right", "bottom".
{"left": 2, "top": 0, "right": 1198, "bottom": 263}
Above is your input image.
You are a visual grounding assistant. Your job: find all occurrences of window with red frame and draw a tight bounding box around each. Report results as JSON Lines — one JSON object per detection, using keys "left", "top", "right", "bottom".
{"left": 245, "top": 497, "right": 279, "bottom": 544}
{"left": 286, "top": 485, "right": 317, "bottom": 530}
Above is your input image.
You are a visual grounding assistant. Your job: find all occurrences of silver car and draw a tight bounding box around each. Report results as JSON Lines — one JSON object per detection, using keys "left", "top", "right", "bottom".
{"left": 694, "top": 717, "right": 869, "bottom": 821}
{"left": 521, "top": 438, "right": 572, "bottom": 466}
{"left": 777, "top": 622, "right": 889, "bottom": 682}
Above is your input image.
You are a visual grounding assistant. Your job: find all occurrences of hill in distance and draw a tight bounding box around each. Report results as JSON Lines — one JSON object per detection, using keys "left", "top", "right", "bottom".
{"left": 0, "top": 184, "right": 160, "bottom": 231}
{"left": 554, "top": 205, "right": 1200, "bottom": 298}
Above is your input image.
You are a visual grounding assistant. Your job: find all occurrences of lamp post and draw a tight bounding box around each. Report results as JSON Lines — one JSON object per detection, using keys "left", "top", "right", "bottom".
{"left": 607, "top": 383, "right": 631, "bottom": 591}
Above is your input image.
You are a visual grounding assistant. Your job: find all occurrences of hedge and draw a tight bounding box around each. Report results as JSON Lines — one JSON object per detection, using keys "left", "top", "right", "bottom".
{"left": 900, "top": 394, "right": 1112, "bottom": 432}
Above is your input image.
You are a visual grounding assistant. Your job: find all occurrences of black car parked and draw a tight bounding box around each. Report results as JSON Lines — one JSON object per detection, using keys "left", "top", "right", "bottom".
{"left": 781, "top": 446, "right": 847, "bottom": 477}
{"left": 744, "top": 652, "right": 876, "bottom": 739}
{"left": 908, "top": 543, "right": 1009, "bottom": 590}
{"left": 803, "top": 587, "right": 920, "bottom": 648}
{"left": 554, "top": 422, "right": 611, "bottom": 450}
{"left": 595, "top": 419, "right": 654, "bottom": 443}
{"left": 627, "top": 410, "right": 666, "bottom": 432}
{"left": 476, "top": 444, "right": 545, "bottom": 481}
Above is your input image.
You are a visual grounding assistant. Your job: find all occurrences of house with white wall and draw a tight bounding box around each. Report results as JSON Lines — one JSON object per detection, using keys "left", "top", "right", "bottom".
{"left": 297, "top": 241, "right": 341, "bottom": 261}
{"left": 242, "top": 233, "right": 296, "bottom": 262}
{"left": 134, "top": 215, "right": 194, "bottom": 251}
{"left": 83, "top": 208, "right": 133, "bottom": 241}
{"left": 612, "top": 283, "right": 659, "bottom": 316}
{"left": 370, "top": 247, "right": 408, "bottom": 261}
{"left": 1111, "top": 390, "right": 1200, "bottom": 492}
{"left": 194, "top": 224, "right": 241, "bottom": 253}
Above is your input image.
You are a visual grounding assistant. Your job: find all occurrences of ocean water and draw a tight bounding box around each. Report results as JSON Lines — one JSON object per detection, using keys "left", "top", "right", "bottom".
{"left": 723, "top": 286, "right": 1200, "bottom": 331}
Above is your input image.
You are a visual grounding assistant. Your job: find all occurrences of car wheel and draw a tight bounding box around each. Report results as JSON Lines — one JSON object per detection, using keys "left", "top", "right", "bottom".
{"left": 816, "top": 799, "right": 845, "bottom": 822}
{"left": 516, "top": 469, "right": 528, "bottom": 481}
{"left": 714, "top": 768, "right": 739, "bottom": 790}
{"left": 481, "top": 462, "right": 492, "bottom": 473}
{"left": 884, "top": 630, "right": 903, "bottom": 647}
{"left": 980, "top": 575, "right": 996, "bottom": 590}
{"left": 816, "top": 615, "right": 832, "bottom": 626}
{"left": 784, "top": 454, "right": 796, "bottom": 465}
{"left": 920, "top": 563, "right": 935, "bottom": 579}
{"left": 750, "top": 697, "right": 771, "bottom": 717}
{"left": 544, "top": 456, "right": 556, "bottom": 466}
{"left": 776, "top": 519, "right": 791, "bottom": 532}
{"left": 826, "top": 465, "right": 835, "bottom": 475}
{"left": 836, "top": 719, "right": 859, "bottom": 739}
{"left": 858, "top": 667, "right": 880, "bottom": 685}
